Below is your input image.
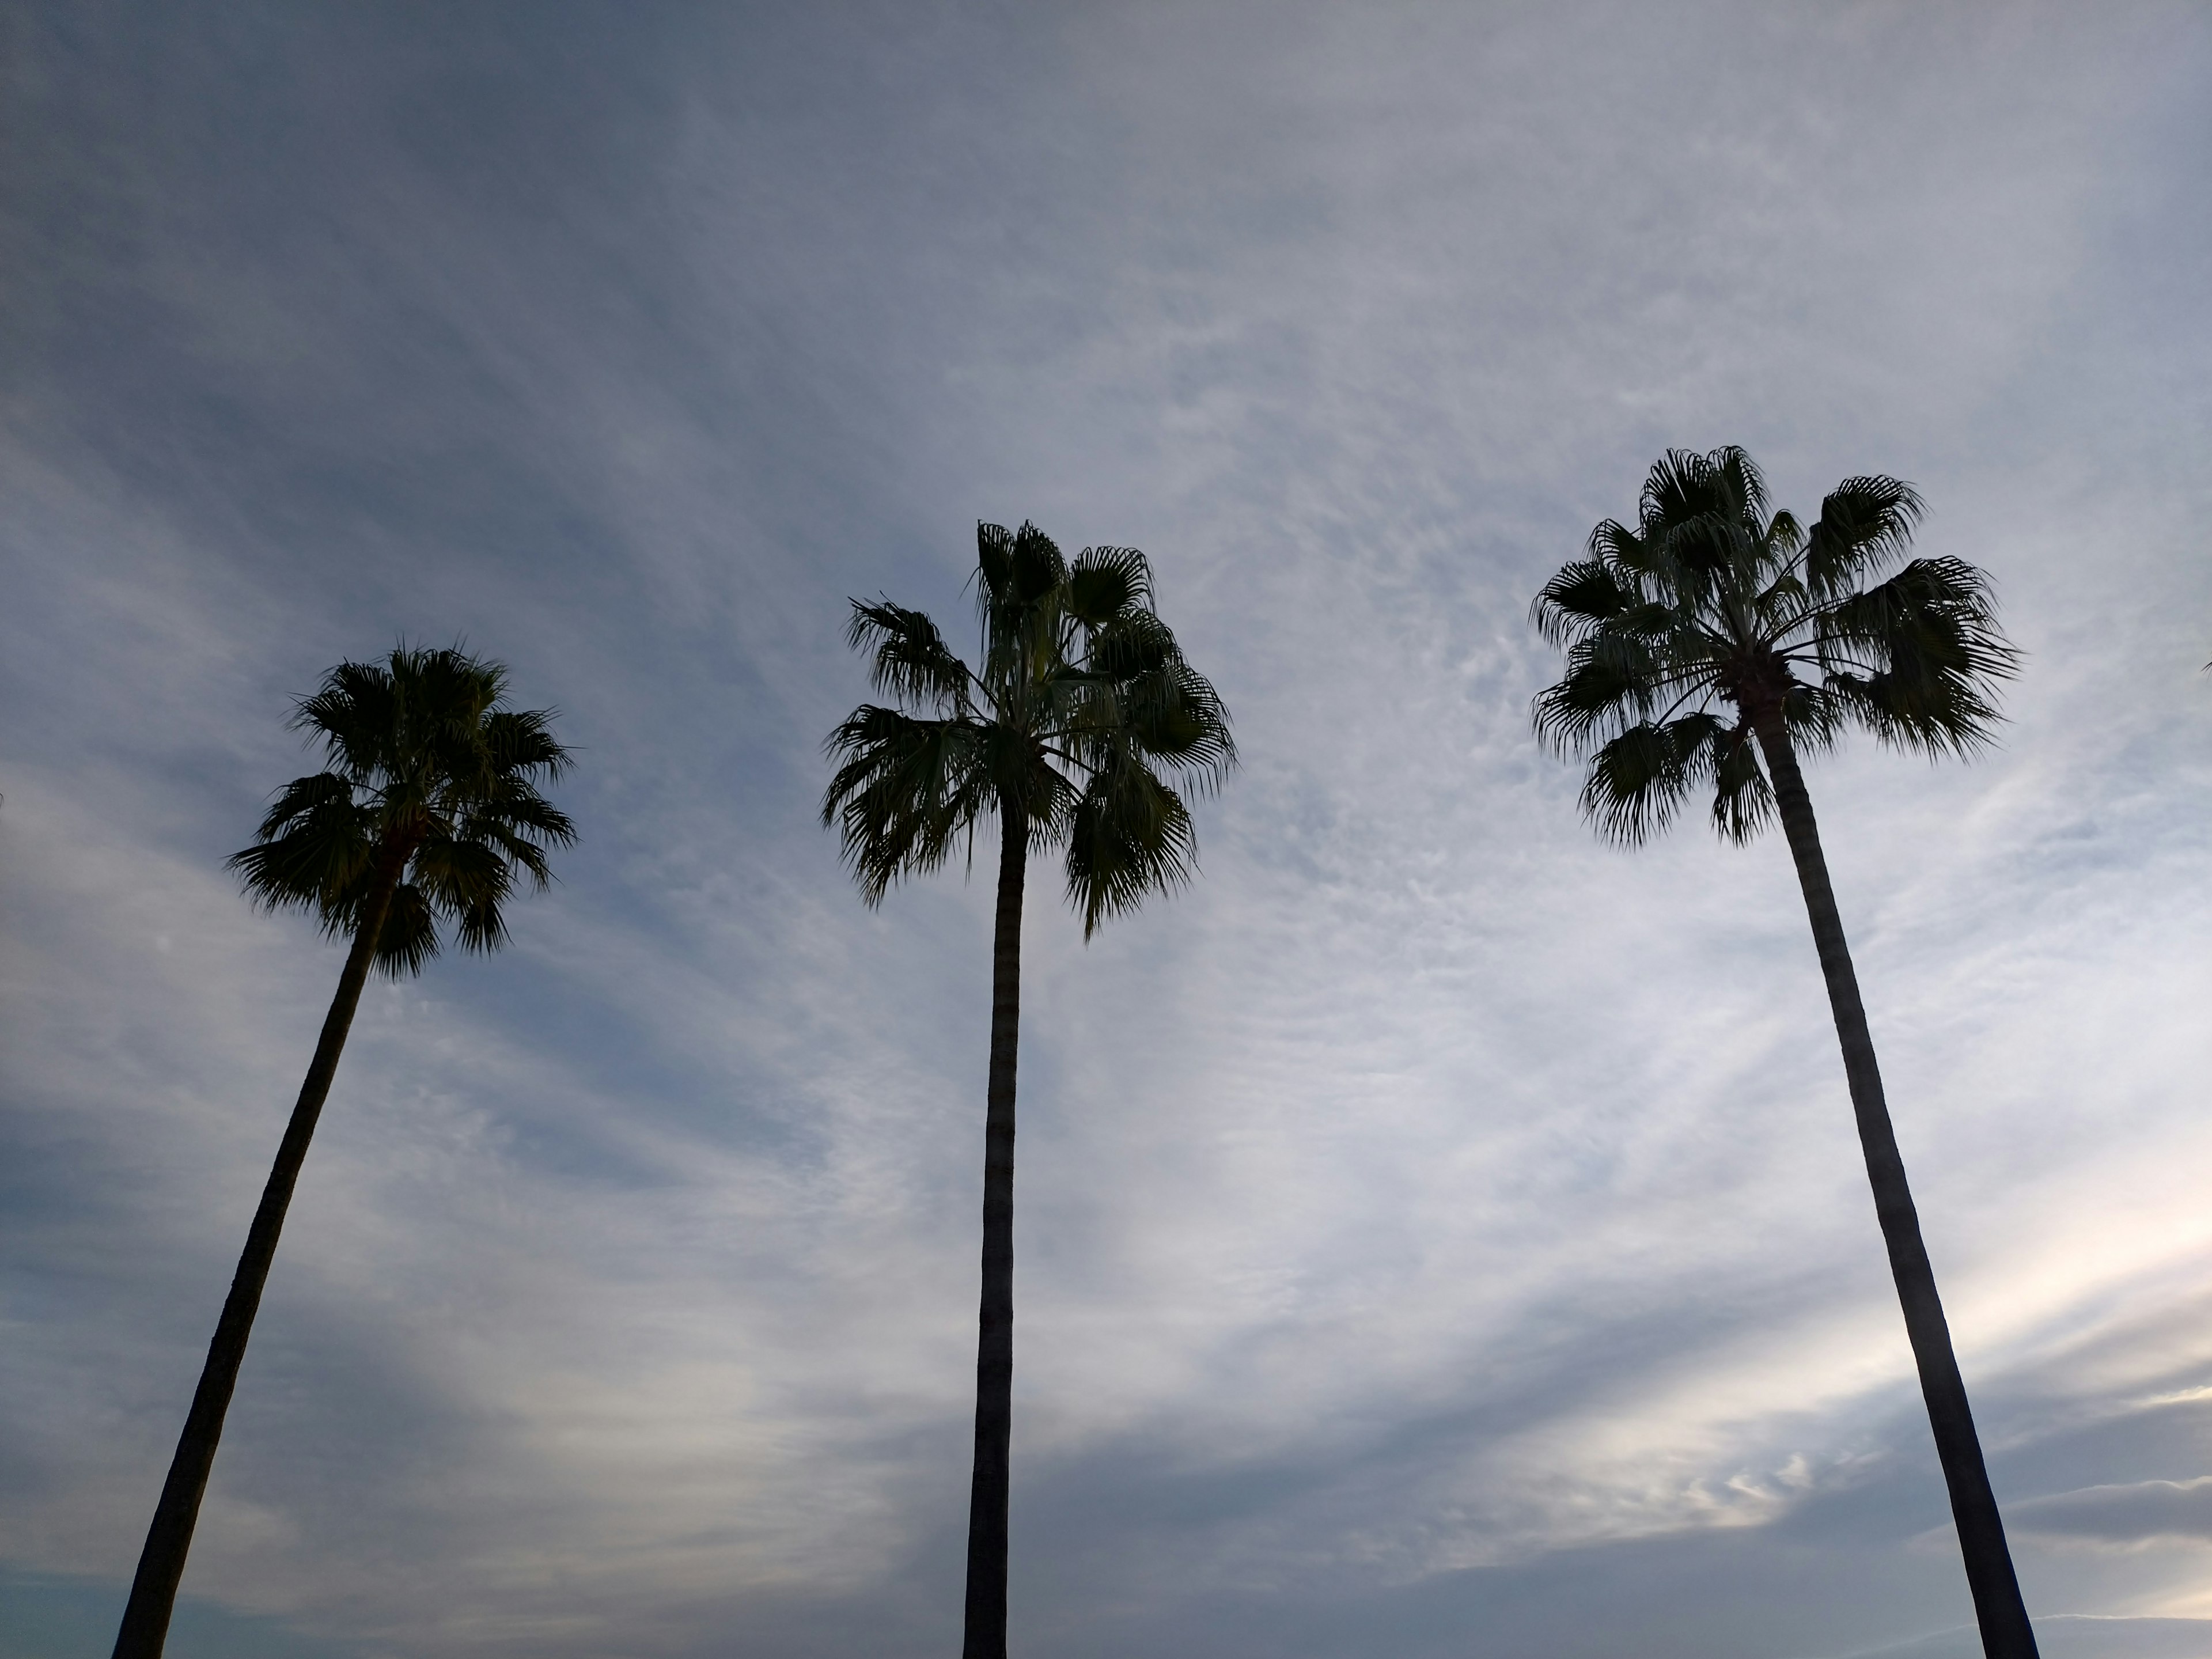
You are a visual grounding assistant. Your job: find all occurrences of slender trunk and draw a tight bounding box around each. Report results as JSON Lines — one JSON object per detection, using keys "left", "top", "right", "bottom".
{"left": 1752, "top": 718, "right": 2037, "bottom": 1659}
{"left": 112, "top": 866, "right": 402, "bottom": 1659}
{"left": 961, "top": 808, "right": 1026, "bottom": 1659}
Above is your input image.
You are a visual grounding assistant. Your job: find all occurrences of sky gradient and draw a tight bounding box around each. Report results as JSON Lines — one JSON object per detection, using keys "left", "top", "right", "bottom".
{"left": 4, "top": 4, "right": 2211, "bottom": 1656}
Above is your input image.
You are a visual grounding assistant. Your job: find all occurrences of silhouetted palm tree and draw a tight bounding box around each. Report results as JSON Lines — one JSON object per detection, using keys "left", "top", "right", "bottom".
{"left": 823, "top": 522, "right": 1234, "bottom": 1659}
{"left": 114, "top": 646, "right": 575, "bottom": 1659}
{"left": 1532, "top": 447, "right": 2036, "bottom": 1658}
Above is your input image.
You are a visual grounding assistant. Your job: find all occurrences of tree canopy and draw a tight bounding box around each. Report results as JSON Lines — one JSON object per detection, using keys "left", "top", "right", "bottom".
{"left": 1531, "top": 445, "right": 2017, "bottom": 844}
{"left": 823, "top": 521, "right": 1235, "bottom": 934}
{"left": 230, "top": 645, "right": 577, "bottom": 974}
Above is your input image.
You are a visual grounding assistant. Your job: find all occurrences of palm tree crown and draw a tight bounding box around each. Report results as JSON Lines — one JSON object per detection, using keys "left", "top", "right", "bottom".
{"left": 1532, "top": 445, "right": 2017, "bottom": 842}
{"left": 823, "top": 521, "right": 1236, "bottom": 932}
{"left": 230, "top": 645, "right": 577, "bottom": 972}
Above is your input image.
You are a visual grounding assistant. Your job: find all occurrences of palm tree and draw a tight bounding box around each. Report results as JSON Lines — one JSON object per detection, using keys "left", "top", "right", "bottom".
{"left": 113, "top": 645, "right": 575, "bottom": 1659}
{"left": 823, "top": 522, "right": 1235, "bottom": 1659}
{"left": 1531, "top": 448, "right": 2036, "bottom": 1658}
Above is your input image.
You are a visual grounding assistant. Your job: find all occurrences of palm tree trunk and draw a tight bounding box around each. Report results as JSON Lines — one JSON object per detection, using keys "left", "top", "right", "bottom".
{"left": 961, "top": 807, "right": 1026, "bottom": 1659}
{"left": 1752, "top": 718, "right": 2037, "bottom": 1659}
{"left": 112, "top": 870, "right": 400, "bottom": 1659}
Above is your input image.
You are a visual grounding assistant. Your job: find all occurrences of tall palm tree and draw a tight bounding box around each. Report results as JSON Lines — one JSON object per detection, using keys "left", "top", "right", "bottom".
{"left": 1531, "top": 448, "right": 2035, "bottom": 1658}
{"left": 113, "top": 645, "right": 575, "bottom": 1659}
{"left": 823, "top": 522, "right": 1234, "bottom": 1659}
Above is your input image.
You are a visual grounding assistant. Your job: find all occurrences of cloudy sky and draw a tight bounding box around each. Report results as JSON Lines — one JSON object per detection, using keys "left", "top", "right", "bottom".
{"left": 4, "top": 3, "right": 2210, "bottom": 1656}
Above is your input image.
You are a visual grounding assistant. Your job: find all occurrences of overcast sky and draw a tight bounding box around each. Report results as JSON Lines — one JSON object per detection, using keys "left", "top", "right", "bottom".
{"left": 4, "top": 4, "right": 2211, "bottom": 1657}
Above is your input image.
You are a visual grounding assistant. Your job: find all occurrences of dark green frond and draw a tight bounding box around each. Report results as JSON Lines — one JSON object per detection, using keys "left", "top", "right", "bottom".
{"left": 1613, "top": 602, "right": 1686, "bottom": 640}
{"left": 821, "top": 705, "right": 994, "bottom": 903}
{"left": 228, "top": 776, "right": 378, "bottom": 914}
{"left": 479, "top": 706, "right": 576, "bottom": 783}
{"left": 1587, "top": 517, "right": 1653, "bottom": 578}
{"left": 1531, "top": 557, "right": 1632, "bottom": 646}
{"left": 450, "top": 892, "right": 510, "bottom": 955}
{"left": 975, "top": 521, "right": 1016, "bottom": 605}
{"left": 975, "top": 521, "right": 1070, "bottom": 703}
{"left": 250, "top": 771, "right": 356, "bottom": 842}
{"left": 1065, "top": 752, "right": 1197, "bottom": 937}
{"left": 1778, "top": 681, "right": 1846, "bottom": 756}
{"left": 979, "top": 721, "right": 1080, "bottom": 838}
{"left": 976, "top": 520, "right": 1067, "bottom": 609}
{"left": 1007, "top": 521, "right": 1066, "bottom": 604}
{"left": 846, "top": 600, "right": 972, "bottom": 713}
{"left": 1804, "top": 475, "right": 1923, "bottom": 598}
{"left": 1579, "top": 714, "right": 1726, "bottom": 846}
{"left": 1815, "top": 556, "right": 2016, "bottom": 755}
{"left": 1640, "top": 446, "right": 1767, "bottom": 574}
{"left": 458, "top": 815, "right": 556, "bottom": 889}
{"left": 1709, "top": 721, "right": 1774, "bottom": 843}
{"left": 372, "top": 882, "right": 440, "bottom": 978}
{"left": 291, "top": 657, "right": 399, "bottom": 781}
{"left": 462, "top": 778, "right": 577, "bottom": 855}
{"left": 1111, "top": 661, "right": 1237, "bottom": 791}
{"left": 1532, "top": 634, "right": 1703, "bottom": 755}
{"left": 410, "top": 836, "right": 513, "bottom": 918}
{"left": 1067, "top": 545, "right": 1153, "bottom": 626}
{"left": 1083, "top": 607, "right": 1180, "bottom": 682}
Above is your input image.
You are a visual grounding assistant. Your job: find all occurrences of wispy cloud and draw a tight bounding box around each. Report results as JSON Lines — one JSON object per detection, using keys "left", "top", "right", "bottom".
{"left": 4, "top": 3, "right": 2210, "bottom": 1656}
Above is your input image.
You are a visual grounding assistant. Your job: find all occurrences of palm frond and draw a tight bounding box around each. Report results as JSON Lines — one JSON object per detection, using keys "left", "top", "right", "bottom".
{"left": 246, "top": 771, "right": 358, "bottom": 843}
{"left": 1708, "top": 719, "right": 1774, "bottom": 843}
{"left": 821, "top": 705, "right": 994, "bottom": 903}
{"left": 1766, "top": 509, "right": 1804, "bottom": 556}
{"left": 457, "top": 815, "right": 557, "bottom": 889}
{"left": 1067, "top": 545, "right": 1153, "bottom": 626}
{"left": 410, "top": 836, "right": 513, "bottom": 914}
{"left": 1109, "top": 661, "right": 1237, "bottom": 790}
{"left": 1814, "top": 556, "right": 2016, "bottom": 755}
{"left": 372, "top": 882, "right": 440, "bottom": 977}
{"left": 1804, "top": 475, "right": 1923, "bottom": 598}
{"left": 1531, "top": 556, "right": 1632, "bottom": 646}
{"left": 463, "top": 779, "right": 577, "bottom": 853}
{"left": 1007, "top": 522, "right": 1066, "bottom": 604}
{"left": 975, "top": 521, "right": 1070, "bottom": 703}
{"left": 228, "top": 777, "right": 378, "bottom": 913}
{"left": 975, "top": 520, "right": 1067, "bottom": 613}
{"left": 847, "top": 600, "right": 972, "bottom": 713}
{"left": 1065, "top": 751, "right": 1198, "bottom": 936}
{"left": 1640, "top": 446, "right": 1767, "bottom": 577}
{"left": 979, "top": 721, "right": 1080, "bottom": 840}
{"left": 1082, "top": 607, "right": 1180, "bottom": 683}
{"left": 293, "top": 659, "right": 400, "bottom": 782}
{"left": 479, "top": 706, "right": 575, "bottom": 782}
{"left": 450, "top": 892, "right": 510, "bottom": 955}
{"left": 975, "top": 521, "right": 1016, "bottom": 605}
{"left": 1533, "top": 638, "right": 1690, "bottom": 754}
{"left": 1580, "top": 714, "right": 1726, "bottom": 846}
